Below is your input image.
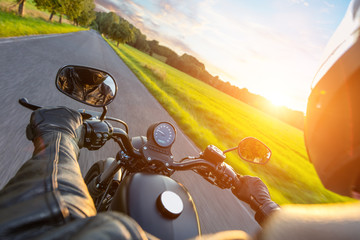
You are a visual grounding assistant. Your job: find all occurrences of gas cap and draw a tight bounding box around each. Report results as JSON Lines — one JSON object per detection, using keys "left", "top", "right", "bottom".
{"left": 157, "top": 191, "right": 184, "bottom": 218}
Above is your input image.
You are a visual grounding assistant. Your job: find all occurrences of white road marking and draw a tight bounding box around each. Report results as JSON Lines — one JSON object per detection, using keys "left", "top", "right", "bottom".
{"left": 0, "top": 32, "right": 77, "bottom": 45}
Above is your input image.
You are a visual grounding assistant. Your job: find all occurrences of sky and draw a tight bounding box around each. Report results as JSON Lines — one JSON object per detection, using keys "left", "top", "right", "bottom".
{"left": 94, "top": 0, "right": 352, "bottom": 112}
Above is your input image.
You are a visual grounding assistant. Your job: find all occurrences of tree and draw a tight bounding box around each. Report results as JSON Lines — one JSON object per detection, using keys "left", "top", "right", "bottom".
{"left": 33, "top": 0, "right": 61, "bottom": 21}
{"left": 125, "top": 25, "right": 151, "bottom": 53}
{"left": 33, "top": 0, "right": 88, "bottom": 23}
{"left": 131, "top": 32, "right": 150, "bottom": 53}
{"left": 135, "top": 33, "right": 150, "bottom": 53}
{"left": 120, "top": 20, "right": 135, "bottom": 44}
{"left": 76, "top": 0, "right": 96, "bottom": 26}
{"left": 109, "top": 20, "right": 135, "bottom": 46}
{"left": 15, "top": 0, "right": 26, "bottom": 16}
{"left": 148, "top": 40, "right": 159, "bottom": 54}
{"left": 58, "top": 0, "right": 85, "bottom": 23}
{"left": 109, "top": 23, "right": 121, "bottom": 46}
{"left": 100, "top": 12, "right": 119, "bottom": 36}
{"left": 91, "top": 11, "right": 106, "bottom": 31}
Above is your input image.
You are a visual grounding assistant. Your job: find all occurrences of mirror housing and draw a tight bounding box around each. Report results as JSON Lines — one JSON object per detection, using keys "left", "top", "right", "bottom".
{"left": 56, "top": 65, "right": 117, "bottom": 107}
{"left": 238, "top": 137, "right": 271, "bottom": 164}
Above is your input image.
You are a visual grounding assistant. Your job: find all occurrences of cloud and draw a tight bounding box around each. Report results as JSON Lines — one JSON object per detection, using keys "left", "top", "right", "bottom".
{"left": 320, "top": 1, "right": 335, "bottom": 14}
{"left": 323, "top": 1, "right": 335, "bottom": 8}
{"left": 290, "top": 0, "right": 309, "bottom": 7}
{"left": 95, "top": 0, "right": 201, "bottom": 55}
{"left": 94, "top": 3, "right": 108, "bottom": 12}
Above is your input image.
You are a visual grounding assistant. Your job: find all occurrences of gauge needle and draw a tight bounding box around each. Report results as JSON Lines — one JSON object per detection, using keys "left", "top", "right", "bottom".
{"left": 158, "top": 130, "right": 165, "bottom": 135}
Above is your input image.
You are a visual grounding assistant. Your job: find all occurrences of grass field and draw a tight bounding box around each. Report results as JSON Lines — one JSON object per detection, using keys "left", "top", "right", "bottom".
{"left": 0, "top": 0, "right": 83, "bottom": 37}
{"left": 0, "top": 0, "right": 66, "bottom": 22}
{"left": 104, "top": 38, "right": 353, "bottom": 205}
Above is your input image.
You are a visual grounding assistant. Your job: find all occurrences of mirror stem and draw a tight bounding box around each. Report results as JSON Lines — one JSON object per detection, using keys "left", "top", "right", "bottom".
{"left": 223, "top": 147, "right": 237, "bottom": 154}
{"left": 100, "top": 106, "right": 107, "bottom": 121}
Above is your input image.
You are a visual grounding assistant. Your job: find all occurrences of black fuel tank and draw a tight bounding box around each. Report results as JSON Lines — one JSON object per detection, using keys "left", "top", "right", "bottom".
{"left": 110, "top": 173, "right": 201, "bottom": 240}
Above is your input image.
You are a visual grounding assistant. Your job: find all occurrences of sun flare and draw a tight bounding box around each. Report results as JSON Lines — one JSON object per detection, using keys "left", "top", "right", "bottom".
{"left": 267, "top": 93, "right": 288, "bottom": 107}
{"left": 262, "top": 89, "right": 301, "bottom": 110}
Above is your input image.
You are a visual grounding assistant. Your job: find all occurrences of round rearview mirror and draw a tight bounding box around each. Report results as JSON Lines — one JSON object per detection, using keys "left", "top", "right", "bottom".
{"left": 238, "top": 137, "right": 271, "bottom": 164}
{"left": 56, "top": 65, "right": 117, "bottom": 107}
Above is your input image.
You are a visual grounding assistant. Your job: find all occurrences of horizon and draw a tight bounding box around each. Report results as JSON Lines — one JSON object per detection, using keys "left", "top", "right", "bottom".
{"left": 95, "top": 0, "right": 351, "bottom": 112}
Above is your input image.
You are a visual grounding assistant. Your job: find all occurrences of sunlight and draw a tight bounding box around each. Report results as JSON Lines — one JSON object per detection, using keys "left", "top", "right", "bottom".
{"left": 262, "top": 89, "right": 302, "bottom": 110}
{"left": 267, "top": 93, "right": 289, "bottom": 107}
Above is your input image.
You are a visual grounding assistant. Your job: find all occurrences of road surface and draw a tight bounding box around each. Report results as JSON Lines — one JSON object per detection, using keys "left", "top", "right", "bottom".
{"left": 0, "top": 31, "right": 260, "bottom": 236}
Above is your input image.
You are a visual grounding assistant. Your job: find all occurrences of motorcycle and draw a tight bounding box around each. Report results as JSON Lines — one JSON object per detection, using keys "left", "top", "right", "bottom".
{"left": 19, "top": 65, "right": 272, "bottom": 240}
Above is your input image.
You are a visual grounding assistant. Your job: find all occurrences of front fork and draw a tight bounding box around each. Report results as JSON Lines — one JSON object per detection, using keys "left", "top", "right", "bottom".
{"left": 87, "top": 157, "right": 124, "bottom": 199}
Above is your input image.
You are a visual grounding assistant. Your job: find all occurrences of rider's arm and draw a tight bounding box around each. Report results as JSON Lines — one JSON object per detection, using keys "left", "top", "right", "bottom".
{"left": 258, "top": 202, "right": 360, "bottom": 240}
{"left": 0, "top": 107, "right": 150, "bottom": 239}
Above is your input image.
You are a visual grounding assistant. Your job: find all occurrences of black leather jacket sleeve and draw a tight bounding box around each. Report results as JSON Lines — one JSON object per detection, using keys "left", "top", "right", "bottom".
{"left": 0, "top": 123, "right": 150, "bottom": 239}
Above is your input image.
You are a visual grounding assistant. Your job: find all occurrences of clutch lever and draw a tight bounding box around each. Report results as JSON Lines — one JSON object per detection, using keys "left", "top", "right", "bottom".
{"left": 19, "top": 98, "right": 103, "bottom": 122}
{"left": 19, "top": 98, "right": 41, "bottom": 110}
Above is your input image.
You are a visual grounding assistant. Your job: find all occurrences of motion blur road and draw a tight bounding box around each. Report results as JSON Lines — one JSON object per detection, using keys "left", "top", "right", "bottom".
{"left": 0, "top": 31, "right": 260, "bottom": 236}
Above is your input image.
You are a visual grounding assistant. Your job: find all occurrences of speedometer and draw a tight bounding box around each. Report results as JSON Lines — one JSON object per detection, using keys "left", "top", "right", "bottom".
{"left": 153, "top": 122, "right": 176, "bottom": 148}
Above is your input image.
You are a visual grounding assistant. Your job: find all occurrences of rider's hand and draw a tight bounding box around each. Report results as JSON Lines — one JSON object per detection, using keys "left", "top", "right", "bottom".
{"left": 232, "top": 175, "right": 280, "bottom": 226}
{"left": 26, "top": 107, "right": 84, "bottom": 147}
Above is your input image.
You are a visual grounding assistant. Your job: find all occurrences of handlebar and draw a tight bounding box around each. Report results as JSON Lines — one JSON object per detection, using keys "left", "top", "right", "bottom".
{"left": 82, "top": 119, "right": 140, "bottom": 157}
{"left": 75, "top": 114, "right": 241, "bottom": 190}
{"left": 171, "top": 159, "right": 212, "bottom": 170}
{"left": 168, "top": 158, "right": 240, "bottom": 190}
{"left": 83, "top": 117, "right": 239, "bottom": 190}
{"left": 112, "top": 127, "right": 141, "bottom": 158}
{"left": 18, "top": 98, "right": 242, "bottom": 196}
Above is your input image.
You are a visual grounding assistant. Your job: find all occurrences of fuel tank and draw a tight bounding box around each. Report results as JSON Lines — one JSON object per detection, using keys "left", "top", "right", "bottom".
{"left": 109, "top": 173, "right": 201, "bottom": 240}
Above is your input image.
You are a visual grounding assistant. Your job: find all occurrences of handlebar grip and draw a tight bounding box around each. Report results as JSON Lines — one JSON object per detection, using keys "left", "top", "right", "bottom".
{"left": 83, "top": 120, "right": 113, "bottom": 150}
{"left": 211, "top": 162, "right": 239, "bottom": 189}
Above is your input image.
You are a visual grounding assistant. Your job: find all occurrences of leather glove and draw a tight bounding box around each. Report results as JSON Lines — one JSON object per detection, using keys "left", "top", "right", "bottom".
{"left": 26, "top": 107, "right": 84, "bottom": 147}
{"left": 232, "top": 175, "right": 280, "bottom": 226}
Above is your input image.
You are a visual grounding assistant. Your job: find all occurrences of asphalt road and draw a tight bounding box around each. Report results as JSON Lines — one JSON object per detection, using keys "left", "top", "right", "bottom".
{"left": 0, "top": 31, "right": 260, "bottom": 236}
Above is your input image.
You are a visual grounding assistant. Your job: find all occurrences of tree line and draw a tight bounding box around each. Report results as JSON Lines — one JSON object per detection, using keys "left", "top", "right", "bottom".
{"left": 15, "top": 0, "right": 96, "bottom": 25}
{"left": 91, "top": 12, "right": 135, "bottom": 46}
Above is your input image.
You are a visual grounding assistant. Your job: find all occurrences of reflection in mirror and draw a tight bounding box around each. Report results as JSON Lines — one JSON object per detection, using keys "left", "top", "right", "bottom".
{"left": 238, "top": 137, "right": 271, "bottom": 164}
{"left": 56, "top": 65, "right": 117, "bottom": 107}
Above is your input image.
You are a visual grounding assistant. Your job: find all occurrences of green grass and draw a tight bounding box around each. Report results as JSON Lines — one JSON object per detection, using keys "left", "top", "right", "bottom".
{"left": 0, "top": 0, "right": 83, "bottom": 37}
{"left": 103, "top": 38, "right": 352, "bottom": 205}
{"left": 0, "top": 0, "right": 66, "bottom": 22}
{"left": 0, "top": 10, "right": 83, "bottom": 37}
{"left": 1, "top": 0, "right": 41, "bottom": 13}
